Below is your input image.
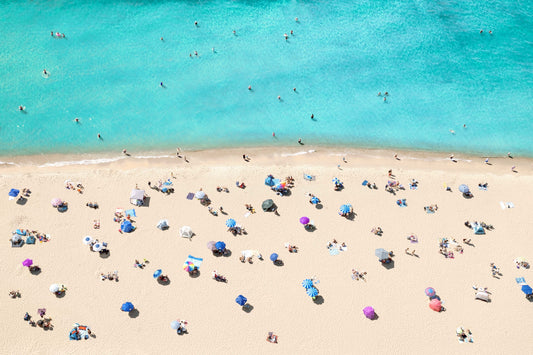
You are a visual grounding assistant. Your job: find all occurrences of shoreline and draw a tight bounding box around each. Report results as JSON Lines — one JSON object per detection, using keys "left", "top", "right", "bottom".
{"left": 0, "top": 145, "right": 526, "bottom": 172}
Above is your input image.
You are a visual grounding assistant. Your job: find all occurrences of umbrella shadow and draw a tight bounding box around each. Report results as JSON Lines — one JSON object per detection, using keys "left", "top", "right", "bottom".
{"left": 157, "top": 277, "right": 171, "bottom": 286}
{"left": 370, "top": 312, "right": 379, "bottom": 320}
{"left": 128, "top": 309, "right": 140, "bottom": 318}
{"left": 315, "top": 204, "right": 323, "bottom": 210}
{"left": 99, "top": 249, "right": 110, "bottom": 259}
{"left": 142, "top": 197, "right": 151, "bottom": 207}
{"left": 16, "top": 197, "right": 27, "bottom": 205}
{"left": 304, "top": 225, "right": 317, "bottom": 232}
{"left": 223, "top": 250, "right": 232, "bottom": 257}
{"left": 189, "top": 269, "right": 201, "bottom": 278}
{"left": 274, "top": 260, "right": 284, "bottom": 267}
{"left": 381, "top": 260, "right": 395, "bottom": 269}
{"left": 242, "top": 304, "right": 254, "bottom": 313}
{"left": 55, "top": 292, "right": 66, "bottom": 299}
{"left": 313, "top": 296, "right": 324, "bottom": 305}
{"left": 462, "top": 193, "right": 474, "bottom": 199}
{"left": 346, "top": 212, "right": 357, "bottom": 221}
{"left": 29, "top": 266, "right": 41, "bottom": 275}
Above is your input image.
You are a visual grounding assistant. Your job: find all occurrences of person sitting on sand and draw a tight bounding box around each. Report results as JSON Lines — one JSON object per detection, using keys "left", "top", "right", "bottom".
{"left": 9, "top": 290, "right": 20, "bottom": 298}
{"left": 134, "top": 259, "right": 145, "bottom": 269}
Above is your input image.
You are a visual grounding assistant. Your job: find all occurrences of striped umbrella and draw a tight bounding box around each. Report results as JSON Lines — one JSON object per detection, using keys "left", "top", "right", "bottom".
{"left": 340, "top": 204, "right": 351, "bottom": 214}
{"left": 183, "top": 261, "right": 195, "bottom": 272}
{"left": 307, "top": 287, "right": 319, "bottom": 297}
{"left": 225, "top": 219, "right": 236, "bottom": 228}
{"left": 302, "top": 279, "right": 313, "bottom": 289}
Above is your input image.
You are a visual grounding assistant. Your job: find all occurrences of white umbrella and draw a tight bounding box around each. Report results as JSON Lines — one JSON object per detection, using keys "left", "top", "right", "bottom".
{"left": 49, "top": 284, "right": 60, "bottom": 293}
{"left": 195, "top": 191, "right": 206, "bottom": 199}
{"left": 92, "top": 243, "right": 103, "bottom": 252}
{"left": 83, "top": 236, "right": 93, "bottom": 245}
{"left": 170, "top": 320, "right": 180, "bottom": 329}
{"left": 180, "top": 226, "right": 193, "bottom": 238}
{"left": 51, "top": 198, "right": 62, "bottom": 207}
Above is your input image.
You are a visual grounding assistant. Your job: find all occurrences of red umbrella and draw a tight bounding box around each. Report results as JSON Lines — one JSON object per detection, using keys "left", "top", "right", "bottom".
{"left": 429, "top": 299, "right": 442, "bottom": 312}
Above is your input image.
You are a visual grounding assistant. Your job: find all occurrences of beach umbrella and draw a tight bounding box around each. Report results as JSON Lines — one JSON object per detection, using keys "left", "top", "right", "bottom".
{"left": 270, "top": 253, "right": 278, "bottom": 262}
{"left": 51, "top": 198, "right": 62, "bottom": 207}
{"left": 206, "top": 241, "right": 216, "bottom": 251}
{"left": 170, "top": 320, "right": 180, "bottom": 330}
{"left": 340, "top": 204, "right": 351, "bottom": 214}
{"left": 195, "top": 191, "right": 206, "bottom": 199}
{"left": 153, "top": 269, "right": 162, "bottom": 279}
{"left": 225, "top": 219, "right": 236, "bottom": 228}
{"left": 92, "top": 243, "right": 103, "bottom": 252}
{"left": 8, "top": 188, "right": 19, "bottom": 200}
{"left": 458, "top": 184, "right": 470, "bottom": 193}
{"left": 262, "top": 199, "right": 275, "bottom": 211}
{"left": 429, "top": 299, "right": 442, "bottom": 312}
{"left": 375, "top": 248, "right": 389, "bottom": 260}
{"left": 183, "top": 261, "right": 195, "bottom": 272}
{"left": 425, "top": 287, "right": 436, "bottom": 297}
{"left": 37, "top": 308, "right": 46, "bottom": 317}
{"left": 121, "top": 220, "right": 134, "bottom": 233}
{"left": 22, "top": 259, "right": 33, "bottom": 267}
{"left": 235, "top": 295, "right": 247, "bottom": 306}
{"left": 121, "top": 302, "right": 134, "bottom": 312}
{"left": 363, "top": 306, "right": 375, "bottom": 320}
{"left": 307, "top": 287, "right": 319, "bottom": 297}
{"left": 522, "top": 285, "right": 533, "bottom": 295}
{"left": 215, "top": 241, "right": 226, "bottom": 251}
{"left": 49, "top": 284, "right": 61, "bottom": 293}
{"left": 310, "top": 196, "right": 319, "bottom": 204}
{"left": 265, "top": 176, "right": 275, "bottom": 186}
{"left": 332, "top": 177, "right": 339, "bottom": 184}
{"left": 83, "top": 236, "right": 93, "bottom": 245}
{"left": 302, "top": 279, "right": 313, "bottom": 289}
{"left": 299, "top": 216, "right": 310, "bottom": 225}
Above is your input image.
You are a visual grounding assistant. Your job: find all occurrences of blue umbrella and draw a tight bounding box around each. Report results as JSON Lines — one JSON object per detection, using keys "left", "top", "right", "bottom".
{"left": 340, "top": 204, "right": 351, "bottom": 214}
{"left": 170, "top": 320, "right": 180, "bottom": 329}
{"left": 121, "top": 220, "right": 134, "bottom": 233}
{"left": 235, "top": 295, "right": 247, "bottom": 306}
{"left": 225, "top": 219, "right": 236, "bottom": 228}
{"left": 215, "top": 241, "right": 226, "bottom": 251}
{"left": 307, "top": 287, "right": 318, "bottom": 297}
{"left": 8, "top": 188, "right": 20, "bottom": 198}
{"left": 458, "top": 184, "right": 470, "bottom": 193}
{"left": 522, "top": 285, "right": 533, "bottom": 295}
{"left": 302, "top": 279, "right": 313, "bottom": 289}
{"left": 265, "top": 175, "right": 275, "bottom": 186}
{"left": 310, "top": 196, "right": 319, "bottom": 204}
{"left": 121, "top": 302, "right": 134, "bottom": 312}
{"left": 153, "top": 269, "right": 162, "bottom": 278}
{"left": 270, "top": 253, "right": 278, "bottom": 262}
{"left": 332, "top": 178, "right": 339, "bottom": 184}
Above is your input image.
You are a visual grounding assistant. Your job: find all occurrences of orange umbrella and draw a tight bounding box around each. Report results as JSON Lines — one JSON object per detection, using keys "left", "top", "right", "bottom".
{"left": 429, "top": 299, "right": 442, "bottom": 312}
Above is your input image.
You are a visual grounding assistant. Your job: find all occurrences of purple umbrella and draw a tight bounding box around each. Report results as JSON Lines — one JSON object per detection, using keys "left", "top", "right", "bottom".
{"left": 299, "top": 216, "right": 310, "bottom": 225}
{"left": 37, "top": 308, "right": 46, "bottom": 317}
{"left": 363, "top": 306, "right": 375, "bottom": 320}
{"left": 22, "top": 259, "right": 33, "bottom": 267}
{"left": 425, "top": 287, "right": 436, "bottom": 297}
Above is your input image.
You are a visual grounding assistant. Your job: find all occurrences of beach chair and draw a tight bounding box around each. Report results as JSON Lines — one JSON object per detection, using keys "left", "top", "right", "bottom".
{"left": 475, "top": 291, "right": 490, "bottom": 302}
{"left": 266, "top": 332, "right": 278, "bottom": 343}
{"left": 303, "top": 174, "right": 315, "bottom": 181}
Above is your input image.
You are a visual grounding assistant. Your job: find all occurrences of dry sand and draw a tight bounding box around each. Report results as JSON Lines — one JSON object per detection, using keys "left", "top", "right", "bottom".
{"left": 1, "top": 147, "right": 532, "bottom": 354}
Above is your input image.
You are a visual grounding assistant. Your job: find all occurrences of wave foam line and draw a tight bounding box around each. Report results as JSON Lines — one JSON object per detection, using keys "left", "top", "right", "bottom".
{"left": 281, "top": 150, "right": 316, "bottom": 157}
{"left": 37, "top": 154, "right": 173, "bottom": 168}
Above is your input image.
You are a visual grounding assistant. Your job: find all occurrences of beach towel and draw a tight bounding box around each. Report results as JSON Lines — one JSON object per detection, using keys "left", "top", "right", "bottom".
{"left": 516, "top": 277, "right": 526, "bottom": 285}
{"left": 425, "top": 207, "right": 435, "bottom": 214}
{"left": 125, "top": 209, "right": 136, "bottom": 217}
{"left": 478, "top": 186, "right": 487, "bottom": 191}
{"left": 506, "top": 202, "right": 515, "bottom": 208}
{"left": 244, "top": 212, "right": 251, "bottom": 218}
{"left": 186, "top": 255, "right": 203, "bottom": 268}
{"left": 186, "top": 192, "right": 194, "bottom": 200}
{"left": 329, "top": 247, "right": 340, "bottom": 256}
{"left": 409, "top": 184, "right": 418, "bottom": 190}
{"left": 303, "top": 174, "right": 315, "bottom": 181}
{"left": 362, "top": 180, "right": 368, "bottom": 186}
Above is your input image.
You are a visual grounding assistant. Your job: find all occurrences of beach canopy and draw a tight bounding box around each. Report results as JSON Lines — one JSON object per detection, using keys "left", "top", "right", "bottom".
{"left": 170, "top": 320, "right": 180, "bottom": 330}
{"left": 121, "top": 302, "right": 134, "bottom": 312}
{"left": 22, "top": 258, "right": 33, "bottom": 267}
{"left": 180, "top": 226, "right": 193, "bottom": 239}
{"left": 375, "top": 248, "right": 389, "bottom": 260}
{"left": 459, "top": 184, "right": 470, "bottom": 193}
{"left": 307, "top": 287, "right": 319, "bottom": 297}
{"left": 262, "top": 199, "right": 275, "bottom": 212}
{"left": 300, "top": 216, "right": 310, "bottom": 225}
{"left": 270, "top": 253, "right": 278, "bottom": 262}
{"left": 425, "top": 287, "right": 436, "bottom": 297}
{"left": 195, "top": 190, "right": 206, "bottom": 199}
{"left": 215, "top": 241, "right": 226, "bottom": 251}
{"left": 265, "top": 175, "right": 275, "bottom": 186}
{"left": 363, "top": 306, "right": 375, "bottom": 320}
{"left": 235, "top": 295, "right": 247, "bottom": 306}
{"left": 121, "top": 220, "right": 134, "bottom": 233}
{"left": 310, "top": 196, "right": 319, "bottom": 205}
{"left": 302, "top": 279, "right": 314, "bottom": 289}
{"left": 206, "top": 241, "right": 216, "bottom": 251}
{"left": 522, "top": 285, "right": 533, "bottom": 295}
{"left": 226, "top": 219, "right": 236, "bottom": 228}
{"left": 51, "top": 198, "right": 63, "bottom": 207}
{"left": 129, "top": 189, "right": 145, "bottom": 205}
{"left": 340, "top": 204, "right": 351, "bottom": 214}
{"left": 12, "top": 234, "right": 22, "bottom": 243}
{"left": 49, "top": 284, "right": 61, "bottom": 293}
{"left": 8, "top": 188, "right": 19, "bottom": 200}
{"left": 156, "top": 219, "right": 169, "bottom": 230}
{"left": 153, "top": 269, "right": 162, "bottom": 279}
{"left": 429, "top": 299, "right": 442, "bottom": 312}
{"left": 83, "top": 236, "right": 93, "bottom": 245}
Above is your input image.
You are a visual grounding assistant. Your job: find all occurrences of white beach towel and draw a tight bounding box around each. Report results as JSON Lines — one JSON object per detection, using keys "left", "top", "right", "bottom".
{"left": 244, "top": 212, "right": 251, "bottom": 218}
{"left": 499, "top": 201, "right": 505, "bottom": 210}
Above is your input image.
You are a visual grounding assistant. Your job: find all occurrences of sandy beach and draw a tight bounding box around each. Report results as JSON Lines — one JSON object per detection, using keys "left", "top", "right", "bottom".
{"left": 1, "top": 146, "right": 532, "bottom": 354}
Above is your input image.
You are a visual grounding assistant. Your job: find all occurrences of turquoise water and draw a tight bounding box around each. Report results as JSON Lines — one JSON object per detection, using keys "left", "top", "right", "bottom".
{"left": 1, "top": 0, "right": 532, "bottom": 156}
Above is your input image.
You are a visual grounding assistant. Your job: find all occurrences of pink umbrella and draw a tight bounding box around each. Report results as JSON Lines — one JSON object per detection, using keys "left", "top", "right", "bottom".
{"left": 22, "top": 258, "right": 33, "bottom": 267}
{"left": 429, "top": 299, "right": 442, "bottom": 312}
{"left": 51, "top": 198, "right": 62, "bottom": 207}
{"left": 299, "top": 216, "right": 310, "bottom": 225}
{"left": 363, "top": 306, "right": 375, "bottom": 319}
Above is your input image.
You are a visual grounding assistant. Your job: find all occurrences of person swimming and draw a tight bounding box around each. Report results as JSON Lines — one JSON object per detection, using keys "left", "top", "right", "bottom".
{"left": 19, "top": 105, "right": 25, "bottom": 111}
{"left": 74, "top": 118, "right": 79, "bottom": 123}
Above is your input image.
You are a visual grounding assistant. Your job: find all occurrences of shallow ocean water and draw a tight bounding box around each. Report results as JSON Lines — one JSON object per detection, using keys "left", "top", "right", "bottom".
{"left": 0, "top": 0, "right": 532, "bottom": 156}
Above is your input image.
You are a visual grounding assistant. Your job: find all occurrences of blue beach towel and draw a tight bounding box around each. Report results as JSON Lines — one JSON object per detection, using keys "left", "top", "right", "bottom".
{"left": 362, "top": 180, "right": 368, "bottom": 186}
{"left": 186, "top": 192, "right": 194, "bottom": 200}
{"left": 516, "top": 277, "right": 526, "bottom": 284}
{"left": 125, "top": 209, "right": 136, "bottom": 217}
